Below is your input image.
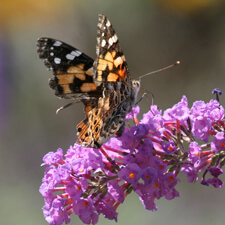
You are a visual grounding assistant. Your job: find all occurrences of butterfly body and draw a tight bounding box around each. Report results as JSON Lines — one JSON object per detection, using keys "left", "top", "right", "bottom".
{"left": 37, "top": 14, "right": 140, "bottom": 148}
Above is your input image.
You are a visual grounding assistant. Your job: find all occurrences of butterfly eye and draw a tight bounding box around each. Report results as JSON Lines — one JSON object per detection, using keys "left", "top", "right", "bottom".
{"left": 132, "top": 80, "right": 140, "bottom": 88}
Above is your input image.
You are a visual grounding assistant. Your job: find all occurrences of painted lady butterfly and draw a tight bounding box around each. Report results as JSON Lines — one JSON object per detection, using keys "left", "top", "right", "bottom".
{"left": 37, "top": 14, "right": 140, "bottom": 148}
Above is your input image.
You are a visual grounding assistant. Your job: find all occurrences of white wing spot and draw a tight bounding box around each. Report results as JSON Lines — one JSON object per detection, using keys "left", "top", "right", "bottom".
{"left": 54, "top": 57, "right": 61, "bottom": 64}
{"left": 112, "top": 35, "right": 118, "bottom": 43}
{"left": 53, "top": 41, "right": 62, "bottom": 46}
{"left": 50, "top": 52, "right": 54, "bottom": 56}
{"left": 66, "top": 50, "right": 82, "bottom": 60}
{"left": 98, "top": 23, "right": 105, "bottom": 30}
{"left": 101, "top": 39, "right": 106, "bottom": 47}
{"left": 106, "top": 20, "right": 111, "bottom": 27}
{"left": 50, "top": 47, "right": 54, "bottom": 50}
{"left": 66, "top": 54, "right": 75, "bottom": 60}
{"left": 108, "top": 38, "right": 113, "bottom": 46}
{"left": 72, "top": 50, "right": 82, "bottom": 56}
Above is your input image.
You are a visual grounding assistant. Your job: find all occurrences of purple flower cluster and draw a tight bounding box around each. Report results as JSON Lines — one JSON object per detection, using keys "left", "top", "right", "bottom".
{"left": 40, "top": 95, "right": 225, "bottom": 225}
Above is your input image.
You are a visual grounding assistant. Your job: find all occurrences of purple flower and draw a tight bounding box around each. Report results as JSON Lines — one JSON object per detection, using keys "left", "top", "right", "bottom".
{"left": 119, "top": 131, "right": 138, "bottom": 151}
{"left": 118, "top": 163, "right": 141, "bottom": 184}
{"left": 211, "top": 132, "right": 225, "bottom": 152}
{"left": 140, "top": 105, "right": 162, "bottom": 125}
{"left": 209, "top": 106, "right": 224, "bottom": 121}
{"left": 42, "top": 148, "right": 64, "bottom": 166}
{"left": 206, "top": 99, "right": 220, "bottom": 112}
{"left": 40, "top": 166, "right": 58, "bottom": 198}
{"left": 212, "top": 88, "right": 222, "bottom": 102}
{"left": 163, "top": 96, "right": 189, "bottom": 122}
{"left": 40, "top": 94, "right": 225, "bottom": 225}
{"left": 190, "top": 100, "right": 224, "bottom": 142}
{"left": 139, "top": 193, "right": 158, "bottom": 211}
{"left": 149, "top": 156, "right": 167, "bottom": 175}
{"left": 107, "top": 180, "right": 124, "bottom": 203}
{"left": 162, "top": 140, "right": 177, "bottom": 154}
{"left": 141, "top": 114, "right": 164, "bottom": 134}
{"left": 159, "top": 173, "right": 180, "bottom": 200}
{"left": 71, "top": 158, "right": 88, "bottom": 175}
{"left": 206, "top": 177, "right": 224, "bottom": 188}
{"left": 190, "top": 99, "right": 222, "bottom": 118}
{"left": 181, "top": 162, "right": 198, "bottom": 183}
{"left": 141, "top": 167, "right": 158, "bottom": 184}
{"left": 208, "top": 166, "right": 223, "bottom": 177}
{"left": 191, "top": 116, "right": 212, "bottom": 142}
{"left": 126, "top": 106, "right": 140, "bottom": 119}
{"left": 66, "top": 178, "right": 88, "bottom": 200}
{"left": 55, "top": 164, "right": 71, "bottom": 183}
{"left": 43, "top": 198, "right": 70, "bottom": 225}
{"left": 135, "top": 139, "right": 153, "bottom": 168}
{"left": 134, "top": 183, "right": 158, "bottom": 211}
{"left": 188, "top": 142, "right": 201, "bottom": 163}
{"left": 73, "top": 198, "right": 98, "bottom": 224}
{"left": 130, "top": 124, "right": 150, "bottom": 139}
{"left": 191, "top": 100, "right": 207, "bottom": 117}
{"left": 207, "top": 101, "right": 224, "bottom": 121}
{"left": 212, "top": 88, "right": 222, "bottom": 95}
{"left": 96, "top": 197, "right": 118, "bottom": 221}
{"left": 87, "top": 149, "right": 104, "bottom": 170}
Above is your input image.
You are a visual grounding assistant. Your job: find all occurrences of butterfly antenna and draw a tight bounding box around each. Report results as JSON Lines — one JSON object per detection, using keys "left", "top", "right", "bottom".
{"left": 139, "top": 61, "right": 180, "bottom": 80}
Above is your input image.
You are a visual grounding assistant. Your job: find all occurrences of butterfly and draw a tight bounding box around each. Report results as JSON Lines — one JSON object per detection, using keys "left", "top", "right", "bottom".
{"left": 37, "top": 14, "right": 140, "bottom": 148}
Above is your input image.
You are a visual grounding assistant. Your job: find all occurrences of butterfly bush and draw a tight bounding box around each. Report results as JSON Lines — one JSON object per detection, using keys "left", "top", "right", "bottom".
{"left": 40, "top": 89, "right": 225, "bottom": 225}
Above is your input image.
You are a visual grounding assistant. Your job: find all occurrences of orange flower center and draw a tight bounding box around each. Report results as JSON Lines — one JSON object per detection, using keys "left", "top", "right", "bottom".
{"left": 84, "top": 201, "right": 89, "bottom": 207}
{"left": 77, "top": 185, "right": 81, "bottom": 191}
{"left": 221, "top": 143, "right": 225, "bottom": 147}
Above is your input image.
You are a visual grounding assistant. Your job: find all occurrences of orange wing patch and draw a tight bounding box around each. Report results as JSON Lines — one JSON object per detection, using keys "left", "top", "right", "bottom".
{"left": 67, "top": 65, "right": 86, "bottom": 80}
{"left": 80, "top": 83, "right": 98, "bottom": 92}
{"left": 107, "top": 73, "right": 119, "bottom": 82}
{"left": 118, "top": 64, "right": 126, "bottom": 80}
{"left": 96, "top": 50, "right": 127, "bottom": 83}
{"left": 67, "top": 65, "right": 84, "bottom": 73}
{"left": 86, "top": 67, "right": 94, "bottom": 76}
{"left": 60, "top": 84, "right": 72, "bottom": 94}
{"left": 104, "top": 51, "right": 114, "bottom": 62}
{"left": 57, "top": 74, "right": 74, "bottom": 84}
{"left": 77, "top": 118, "right": 90, "bottom": 143}
{"left": 97, "top": 58, "right": 113, "bottom": 71}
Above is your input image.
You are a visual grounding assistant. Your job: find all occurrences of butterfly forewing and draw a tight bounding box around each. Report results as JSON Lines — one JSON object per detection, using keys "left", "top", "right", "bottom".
{"left": 37, "top": 38, "right": 102, "bottom": 100}
{"left": 94, "top": 14, "right": 131, "bottom": 86}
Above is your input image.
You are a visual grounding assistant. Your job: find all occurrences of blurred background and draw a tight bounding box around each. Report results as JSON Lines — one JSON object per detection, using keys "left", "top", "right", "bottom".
{"left": 1, "top": 0, "right": 225, "bottom": 224}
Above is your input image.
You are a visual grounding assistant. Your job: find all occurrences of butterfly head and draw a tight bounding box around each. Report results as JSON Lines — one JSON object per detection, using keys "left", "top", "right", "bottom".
{"left": 132, "top": 80, "right": 140, "bottom": 101}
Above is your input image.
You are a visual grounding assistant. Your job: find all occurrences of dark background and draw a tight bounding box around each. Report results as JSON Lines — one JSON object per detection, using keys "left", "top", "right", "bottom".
{"left": 1, "top": 0, "right": 225, "bottom": 224}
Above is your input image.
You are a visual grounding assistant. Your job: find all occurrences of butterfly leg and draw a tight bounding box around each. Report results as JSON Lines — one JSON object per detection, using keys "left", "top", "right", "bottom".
{"left": 135, "top": 90, "right": 154, "bottom": 106}
{"left": 56, "top": 100, "right": 81, "bottom": 114}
